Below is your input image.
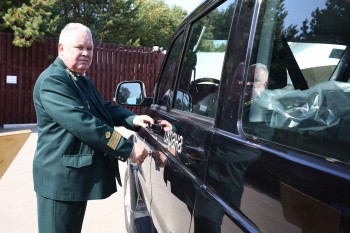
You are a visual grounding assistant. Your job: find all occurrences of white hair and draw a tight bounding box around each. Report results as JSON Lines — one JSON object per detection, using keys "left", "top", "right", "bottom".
{"left": 252, "top": 63, "right": 268, "bottom": 75}
{"left": 59, "top": 23, "right": 92, "bottom": 44}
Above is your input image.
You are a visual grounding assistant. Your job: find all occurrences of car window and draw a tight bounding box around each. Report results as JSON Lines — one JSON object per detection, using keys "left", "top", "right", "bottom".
{"left": 174, "top": 1, "right": 236, "bottom": 118}
{"left": 242, "top": 0, "right": 350, "bottom": 164}
{"left": 156, "top": 32, "right": 185, "bottom": 107}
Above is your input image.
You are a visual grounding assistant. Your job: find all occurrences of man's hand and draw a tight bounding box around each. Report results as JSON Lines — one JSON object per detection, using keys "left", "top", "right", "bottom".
{"left": 133, "top": 115, "right": 154, "bottom": 128}
{"left": 159, "top": 120, "right": 173, "bottom": 131}
{"left": 129, "top": 139, "right": 148, "bottom": 165}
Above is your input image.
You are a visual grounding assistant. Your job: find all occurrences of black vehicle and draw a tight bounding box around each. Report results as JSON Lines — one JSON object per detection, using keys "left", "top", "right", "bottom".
{"left": 116, "top": 0, "right": 350, "bottom": 232}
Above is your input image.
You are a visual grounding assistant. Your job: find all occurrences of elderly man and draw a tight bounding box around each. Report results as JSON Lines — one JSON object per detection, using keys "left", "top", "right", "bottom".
{"left": 33, "top": 23, "right": 153, "bottom": 233}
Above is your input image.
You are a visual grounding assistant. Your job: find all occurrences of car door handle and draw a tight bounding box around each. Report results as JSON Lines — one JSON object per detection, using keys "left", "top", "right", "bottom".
{"left": 183, "top": 144, "right": 206, "bottom": 162}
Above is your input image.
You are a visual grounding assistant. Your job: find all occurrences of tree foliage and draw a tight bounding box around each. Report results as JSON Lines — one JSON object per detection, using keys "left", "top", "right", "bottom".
{"left": 0, "top": 0, "right": 30, "bottom": 32}
{"left": 2, "top": 0, "right": 58, "bottom": 47}
{"left": 118, "top": 86, "right": 131, "bottom": 103}
{"left": 91, "top": 0, "right": 141, "bottom": 45}
{"left": 1, "top": 0, "right": 187, "bottom": 48}
{"left": 275, "top": 0, "right": 350, "bottom": 44}
{"left": 132, "top": 0, "right": 186, "bottom": 47}
{"left": 297, "top": 0, "right": 350, "bottom": 44}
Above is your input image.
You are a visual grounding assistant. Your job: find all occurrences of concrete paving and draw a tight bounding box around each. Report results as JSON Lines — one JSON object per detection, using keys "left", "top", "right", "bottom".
{"left": 0, "top": 125, "right": 132, "bottom": 233}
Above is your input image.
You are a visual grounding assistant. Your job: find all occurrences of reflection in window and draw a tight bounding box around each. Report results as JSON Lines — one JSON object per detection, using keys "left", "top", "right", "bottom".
{"left": 157, "top": 32, "right": 185, "bottom": 107}
{"left": 174, "top": 1, "right": 236, "bottom": 118}
{"left": 117, "top": 83, "right": 142, "bottom": 104}
{"left": 243, "top": 0, "right": 350, "bottom": 164}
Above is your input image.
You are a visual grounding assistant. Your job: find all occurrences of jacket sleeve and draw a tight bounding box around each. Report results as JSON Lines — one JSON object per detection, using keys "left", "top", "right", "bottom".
{"left": 38, "top": 74, "right": 133, "bottom": 161}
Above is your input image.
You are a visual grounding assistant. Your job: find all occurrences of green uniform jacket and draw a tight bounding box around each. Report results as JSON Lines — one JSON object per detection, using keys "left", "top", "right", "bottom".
{"left": 33, "top": 57, "right": 138, "bottom": 201}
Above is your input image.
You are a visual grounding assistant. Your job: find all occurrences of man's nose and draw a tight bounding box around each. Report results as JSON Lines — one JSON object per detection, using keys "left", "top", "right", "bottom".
{"left": 81, "top": 48, "right": 92, "bottom": 56}
{"left": 82, "top": 50, "right": 89, "bottom": 56}
{"left": 246, "top": 81, "right": 253, "bottom": 87}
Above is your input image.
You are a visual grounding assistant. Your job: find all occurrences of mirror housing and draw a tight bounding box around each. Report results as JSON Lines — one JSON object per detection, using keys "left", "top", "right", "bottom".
{"left": 115, "top": 81, "right": 153, "bottom": 106}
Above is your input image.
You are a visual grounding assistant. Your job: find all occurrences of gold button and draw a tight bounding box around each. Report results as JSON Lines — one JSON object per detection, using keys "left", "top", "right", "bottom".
{"left": 105, "top": 131, "right": 111, "bottom": 139}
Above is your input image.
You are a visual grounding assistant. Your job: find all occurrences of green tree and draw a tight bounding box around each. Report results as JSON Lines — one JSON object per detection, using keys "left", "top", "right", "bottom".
{"left": 92, "top": 0, "right": 141, "bottom": 45}
{"left": 50, "top": 0, "right": 140, "bottom": 45}
{"left": 1, "top": 0, "right": 186, "bottom": 47}
{"left": 296, "top": 0, "right": 350, "bottom": 44}
{"left": 210, "top": 3, "right": 235, "bottom": 40}
{"left": 0, "top": 0, "right": 30, "bottom": 32}
{"left": 132, "top": 0, "right": 187, "bottom": 47}
{"left": 185, "top": 3, "right": 236, "bottom": 53}
{"left": 118, "top": 86, "right": 131, "bottom": 103}
{"left": 2, "top": 0, "right": 58, "bottom": 47}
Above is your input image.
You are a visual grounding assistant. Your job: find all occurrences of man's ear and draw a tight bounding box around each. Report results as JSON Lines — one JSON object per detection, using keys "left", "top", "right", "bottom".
{"left": 58, "top": 43, "right": 64, "bottom": 56}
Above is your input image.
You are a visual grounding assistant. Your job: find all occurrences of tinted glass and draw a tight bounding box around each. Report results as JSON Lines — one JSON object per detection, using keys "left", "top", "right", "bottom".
{"left": 243, "top": 0, "right": 350, "bottom": 164}
{"left": 174, "top": 2, "right": 235, "bottom": 118}
{"left": 157, "top": 32, "right": 185, "bottom": 107}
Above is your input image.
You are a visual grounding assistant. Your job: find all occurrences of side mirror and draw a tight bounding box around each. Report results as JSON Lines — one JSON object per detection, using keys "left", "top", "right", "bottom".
{"left": 115, "top": 81, "right": 152, "bottom": 106}
{"left": 174, "top": 89, "right": 192, "bottom": 111}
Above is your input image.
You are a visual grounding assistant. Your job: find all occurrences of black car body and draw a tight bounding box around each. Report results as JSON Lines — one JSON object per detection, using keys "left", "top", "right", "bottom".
{"left": 117, "top": 0, "right": 350, "bottom": 232}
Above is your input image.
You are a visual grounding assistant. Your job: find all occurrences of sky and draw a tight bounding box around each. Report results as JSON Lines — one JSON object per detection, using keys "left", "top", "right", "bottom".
{"left": 163, "top": 0, "right": 204, "bottom": 14}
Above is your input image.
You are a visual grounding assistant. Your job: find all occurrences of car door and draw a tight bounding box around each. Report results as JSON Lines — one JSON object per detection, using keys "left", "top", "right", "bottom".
{"left": 209, "top": 0, "right": 350, "bottom": 232}
{"left": 133, "top": 0, "right": 350, "bottom": 232}
{"left": 137, "top": 1, "right": 239, "bottom": 232}
{"left": 185, "top": 1, "right": 264, "bottom": 232}
{"left": 138, "top": 27, "right": 199, "bottom": 233}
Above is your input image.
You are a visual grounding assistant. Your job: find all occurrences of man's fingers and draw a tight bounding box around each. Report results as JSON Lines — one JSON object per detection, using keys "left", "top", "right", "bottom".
{"left": 143, "top": 115, "right": 154, "bottom": 125}
{"left": 138, "top": 122, "right": 149, "bottom": 128}
{"left": 133, "top": 115, "right": 155, "bottom": 128}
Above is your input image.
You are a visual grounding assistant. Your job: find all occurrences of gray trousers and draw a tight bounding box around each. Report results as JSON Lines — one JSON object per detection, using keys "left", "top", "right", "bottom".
{"left": 36, "top": 195, "right": 87, "bottom": 233}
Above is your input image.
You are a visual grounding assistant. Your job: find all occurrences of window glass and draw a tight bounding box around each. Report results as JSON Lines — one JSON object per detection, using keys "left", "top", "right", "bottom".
{"left": 157, "top": 32, "right": 185, "bottom": 107}
{"left": 243, "top": 0, "right": 350, "bottom": 164}
{"left": 174, "top": 1, "right": 236, "bottom": 118}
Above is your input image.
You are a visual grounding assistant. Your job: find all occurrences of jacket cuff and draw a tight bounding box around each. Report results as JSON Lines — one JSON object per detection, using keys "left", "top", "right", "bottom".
{"left": 115, "top": 137, "right": 134, "bottom": 162}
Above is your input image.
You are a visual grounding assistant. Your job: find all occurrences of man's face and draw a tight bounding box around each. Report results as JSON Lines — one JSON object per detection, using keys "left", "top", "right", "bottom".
{"left": 58, "top": 30, "right": 93, "bottom": 75}
{"left": 251, "top": 68, "right": 268, "bottom": 98}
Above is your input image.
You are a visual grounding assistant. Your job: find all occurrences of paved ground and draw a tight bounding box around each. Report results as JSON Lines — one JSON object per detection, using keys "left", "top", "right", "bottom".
{"left": 0, "top": 125, "right": 132, "bottom": 233}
